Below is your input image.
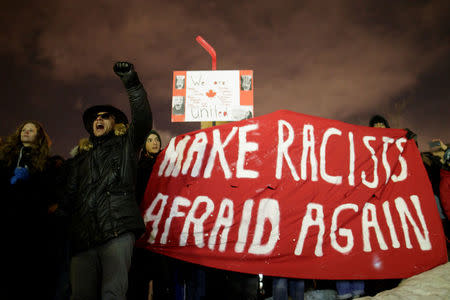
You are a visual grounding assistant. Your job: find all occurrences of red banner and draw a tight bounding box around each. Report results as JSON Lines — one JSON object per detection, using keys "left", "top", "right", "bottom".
{"left": 137, "top": 110, "right": 447, "bottom": 279}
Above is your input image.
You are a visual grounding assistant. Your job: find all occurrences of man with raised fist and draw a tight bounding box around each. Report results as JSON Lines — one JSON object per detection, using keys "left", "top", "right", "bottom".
{"left": 64, "top": 61, "right": 152, "bottom": 300}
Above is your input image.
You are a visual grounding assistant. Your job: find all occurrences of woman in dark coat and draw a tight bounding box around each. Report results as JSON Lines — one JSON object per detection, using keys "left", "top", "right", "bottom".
{"left": 135, "top": 129, "right": 162, "bottom": 205}
{"left": 128, "top": 129, "right": 176, "bottom": 300}
{"left": 1, "top": 121, "right": 65, "bottom": 299}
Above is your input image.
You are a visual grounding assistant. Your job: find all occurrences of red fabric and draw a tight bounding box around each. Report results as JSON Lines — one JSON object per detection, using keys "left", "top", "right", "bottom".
{"left": 137, "top": 110, "right": 447, "bottom": 279}
{"left": 440, "top": 168, "right": 450, "bottom": 220}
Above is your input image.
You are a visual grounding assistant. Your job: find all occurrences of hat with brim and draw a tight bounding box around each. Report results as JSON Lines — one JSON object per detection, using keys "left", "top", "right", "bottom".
{"left": 83, "top": 105, "right": 128, "bottom": 133}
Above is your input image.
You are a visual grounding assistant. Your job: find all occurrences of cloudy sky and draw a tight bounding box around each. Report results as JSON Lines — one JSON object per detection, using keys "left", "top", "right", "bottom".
{"left": 1, "top": 0, "right": 449, "bottom": 157}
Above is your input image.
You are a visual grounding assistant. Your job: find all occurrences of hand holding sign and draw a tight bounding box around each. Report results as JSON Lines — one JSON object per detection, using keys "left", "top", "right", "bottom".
{"left": 139, "top": 110, "right": 447, "bottom": 280}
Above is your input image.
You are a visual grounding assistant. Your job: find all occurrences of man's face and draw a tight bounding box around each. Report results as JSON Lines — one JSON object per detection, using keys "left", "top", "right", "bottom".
{"left": 93, "top": 112, "right": 116, "bottom": 137}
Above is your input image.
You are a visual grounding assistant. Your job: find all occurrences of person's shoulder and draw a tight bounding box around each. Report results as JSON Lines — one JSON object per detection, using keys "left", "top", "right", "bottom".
{"left": 42, "top": 154, "right": 64, "bottom": 171}
{"left": 48, "top": 155, "right": 65, "bottom": 164}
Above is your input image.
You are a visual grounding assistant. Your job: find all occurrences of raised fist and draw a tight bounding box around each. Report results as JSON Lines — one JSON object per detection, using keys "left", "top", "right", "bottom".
{"left": 113, "top": 61, "right": 134, "bottom": 77}
{"left": 113, "top": 61, "right": 140, "bottom": 88}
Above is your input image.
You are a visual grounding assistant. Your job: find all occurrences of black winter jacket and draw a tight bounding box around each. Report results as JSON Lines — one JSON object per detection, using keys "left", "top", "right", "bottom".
{"left": 2, "top": 149, "right": 66, "bottom": 297}
{"left": 136, "top": 152, "right": 160, "bottom": 206}
{"left": 65, "top": 82, "right": 152, "bottom": 254}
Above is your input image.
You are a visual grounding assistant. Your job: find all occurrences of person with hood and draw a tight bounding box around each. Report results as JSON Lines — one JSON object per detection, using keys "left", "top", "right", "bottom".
{"left": 334, "top": 115, "right": 393, "bottom": 299}
{"left": 128, "top": 129, "right": 178, "bottom": 300}
{"left": 369, "top": 114, "right": 390, "bottom": 128}
{"left": 361, "top": 114, "right": 419, "bottom": 296}
{"left": 1, "top": 120, "right": 65, "bottom": 298}
{"left": 136, "top": 129, "right": 162, "bottom": 204}
{"left": 334, "top": 115, "right": 394, "bottom": 299}
{"left": 369, "top": 114, "right": 417, "bottom": 144}
{"left": 63, "top": 61, "right": 152, "bottom": 300}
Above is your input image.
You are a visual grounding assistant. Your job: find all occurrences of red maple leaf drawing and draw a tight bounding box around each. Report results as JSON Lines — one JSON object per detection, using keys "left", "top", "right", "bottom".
{"left": 206, "top": 90, "right": 216, "bottom": 98}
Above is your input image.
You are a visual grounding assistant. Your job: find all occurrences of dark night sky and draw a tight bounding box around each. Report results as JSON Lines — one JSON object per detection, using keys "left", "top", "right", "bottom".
{"left": 1, "top": 0, "right": 449, "bottom": 158}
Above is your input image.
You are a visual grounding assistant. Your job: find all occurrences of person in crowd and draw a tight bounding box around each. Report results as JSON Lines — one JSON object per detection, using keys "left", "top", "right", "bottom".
{"left": 369, "top": 114, "right": 390, "bottom": 128}
{"left": 427, "top": 140, "right": 450, "bottom": 216}
{"left": 272, "top": 277, "right": 305, "bottom": 300}
{"left": 184, "top": 264, "right": 207, "bottom": 300}
{"left": 196, "top": 267, "right": 256, "bottom": 300}
{"left": 47, "top": 154, "right": 72, "bottom": 300}
{"left": 62, "top": 61, "right": 152, "bottom": 300}
{"left": 439, "top": 146, "right": 450, "bottom": 252}
{"left": 339, "top": 114, "right": 394, "bottom": 298}
{"left": 422, "top": 148, "right": 445, "bottom": 199}
{"left": 436, "top": 142, "right": 450, "bottom": 220}
{"left": 425, "top": 139, "right": 450, "bottom": 244}
{"left": 128, "top": 129, "right": 175, "bottom": 300}
{"left": 369, "top": 114, "right": 417, "bottom": 144}
{"left": 362, "top": 113, "right": 421, "bottom": 296}
{"left": 1, "top": 121, "right": 65, "bottom": 299}
{"left": 136, "top": 130, "right": 162, "bottom": 203}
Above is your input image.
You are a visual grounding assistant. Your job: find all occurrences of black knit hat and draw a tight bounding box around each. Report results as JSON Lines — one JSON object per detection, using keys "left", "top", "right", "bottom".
{"left": 83, "top": 105, "right": 128, "bottom": 133}
{"left": 369, "top": 115, "right": 390, "bottom": 128}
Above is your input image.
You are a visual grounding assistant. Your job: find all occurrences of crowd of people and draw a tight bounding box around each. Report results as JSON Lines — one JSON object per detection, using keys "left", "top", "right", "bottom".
{"left": 1, "top": 61, "right": 448, "bottom": 300}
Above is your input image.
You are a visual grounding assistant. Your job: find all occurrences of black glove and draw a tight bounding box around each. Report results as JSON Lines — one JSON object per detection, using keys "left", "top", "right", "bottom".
{"left": 113, "top": 61, "right": 141, "bottom": 89}
{"left": 405, "top": 128, "right": 417, "bottom": 140}
{"left": 113, "top": 61, "right": 133, "bottom": 76}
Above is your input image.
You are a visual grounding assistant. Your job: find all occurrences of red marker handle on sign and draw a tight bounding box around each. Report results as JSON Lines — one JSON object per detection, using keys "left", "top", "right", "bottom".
{"left": 196, "top": 35, "right": 217, "bottom": 70}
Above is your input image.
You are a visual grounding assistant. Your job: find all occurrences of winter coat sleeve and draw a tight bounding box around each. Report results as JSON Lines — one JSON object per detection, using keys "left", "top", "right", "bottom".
{"left": 125, "top": 74, "right": 153, "bottom": 151}
{"left": 439, "top": 168, "right": 450, "bottom": 220}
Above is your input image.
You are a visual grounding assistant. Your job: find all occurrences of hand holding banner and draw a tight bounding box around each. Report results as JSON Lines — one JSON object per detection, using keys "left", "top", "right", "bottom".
{"left": 138, "top": 110, "right": 447, "bottom": 279}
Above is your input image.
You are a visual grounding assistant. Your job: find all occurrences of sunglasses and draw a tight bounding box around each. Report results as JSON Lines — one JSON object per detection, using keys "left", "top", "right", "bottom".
{"left": 96, "top": 112, "right": 113, "bottom": 119}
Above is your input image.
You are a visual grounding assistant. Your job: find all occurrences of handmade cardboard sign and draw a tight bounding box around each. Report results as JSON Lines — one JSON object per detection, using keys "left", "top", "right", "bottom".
{"left": 137, "top": 110, "right": 447, "bottom": 279}
{"left": 171, "top": 70, "right": 254, "bottom": 122}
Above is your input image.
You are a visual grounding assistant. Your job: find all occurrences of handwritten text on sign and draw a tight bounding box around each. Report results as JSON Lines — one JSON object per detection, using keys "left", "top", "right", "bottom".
{"left": 171, "top": 70, "right": 254, "bottom": 122}
{"left": 138, "top": 110, "right": 447, "bottom": 279}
